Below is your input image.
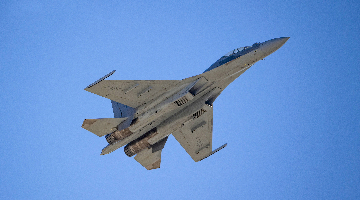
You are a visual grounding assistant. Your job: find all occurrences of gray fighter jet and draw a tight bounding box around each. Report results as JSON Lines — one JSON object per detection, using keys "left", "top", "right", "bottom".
{"left": 82, "top": 37, "right": 289, "bottom": 170}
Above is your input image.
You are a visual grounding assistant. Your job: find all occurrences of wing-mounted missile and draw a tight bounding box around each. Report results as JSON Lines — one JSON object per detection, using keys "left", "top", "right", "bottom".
{"left": 85, "top": 70, "right": 116, "bottom": 89}
{"left": 198, "top": 143, "right": 227, "bottom": 161}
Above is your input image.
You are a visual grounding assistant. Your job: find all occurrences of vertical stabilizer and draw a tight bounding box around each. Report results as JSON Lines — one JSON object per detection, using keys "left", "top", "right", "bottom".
{"left": 111, "top": 100, "right": 136, "bottom": 131}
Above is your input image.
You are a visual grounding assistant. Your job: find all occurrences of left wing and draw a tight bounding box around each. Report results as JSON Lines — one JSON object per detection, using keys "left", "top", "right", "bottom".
{"left": 172, "top": 104, "right": 227, "bottom": 162}
{"left": 172, "top": 105, "right": 213, "bottom": 161}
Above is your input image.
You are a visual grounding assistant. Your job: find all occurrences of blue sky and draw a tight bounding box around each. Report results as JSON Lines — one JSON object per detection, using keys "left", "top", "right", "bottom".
{"left": 1, "top": 0, "right": 359, "bottom": 199}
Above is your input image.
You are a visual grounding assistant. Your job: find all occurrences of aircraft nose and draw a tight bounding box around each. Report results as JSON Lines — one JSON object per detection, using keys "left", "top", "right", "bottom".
{"left": 259, "top": 37, "right": 290, "bottom": 56}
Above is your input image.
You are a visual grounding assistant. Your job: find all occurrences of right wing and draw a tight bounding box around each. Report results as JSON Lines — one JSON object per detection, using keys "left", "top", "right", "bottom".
{"left": 85, "top": 80, "right": 183, "bottom": 108}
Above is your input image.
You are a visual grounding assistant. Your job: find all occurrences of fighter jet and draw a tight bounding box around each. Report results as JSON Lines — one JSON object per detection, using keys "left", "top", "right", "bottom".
{"left": 82, "top": 37, "right": 289, "bottom": 170}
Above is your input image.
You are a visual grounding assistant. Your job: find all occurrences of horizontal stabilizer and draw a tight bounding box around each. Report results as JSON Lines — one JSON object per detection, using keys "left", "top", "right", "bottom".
{"left": 82, "top": 118, "right": 127, "bottom": 137}
{"left": 134, "top": 148, "right": 163, "bottom": 170}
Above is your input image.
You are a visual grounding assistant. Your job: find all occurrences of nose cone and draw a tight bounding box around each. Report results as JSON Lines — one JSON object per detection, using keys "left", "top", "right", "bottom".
{"left": 259, "top": 37, "right": 289, "bottom": 57}
{"left": 275, "top": 37, "right": 290, "bottom": 47}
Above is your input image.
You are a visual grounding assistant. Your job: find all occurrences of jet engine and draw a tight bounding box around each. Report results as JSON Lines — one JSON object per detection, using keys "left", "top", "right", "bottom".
{"left": 124, "top": 128, "right": 158, "bottom": 157}
{"left": 105, "top": 128, "right": 134, "bottom": 144}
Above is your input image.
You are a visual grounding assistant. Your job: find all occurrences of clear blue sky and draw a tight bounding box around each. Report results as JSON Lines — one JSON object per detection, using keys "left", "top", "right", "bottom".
{"left": 1, "top": 0, "right": 359, "bottom": 199}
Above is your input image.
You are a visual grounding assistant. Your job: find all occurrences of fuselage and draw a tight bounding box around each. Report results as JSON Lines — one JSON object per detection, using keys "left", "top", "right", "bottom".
{"left": 101, "top": 37, "right": 289, "bottom": 155}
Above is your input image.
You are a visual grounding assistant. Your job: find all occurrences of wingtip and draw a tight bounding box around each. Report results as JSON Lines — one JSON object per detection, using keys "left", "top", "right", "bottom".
{"left": 198, "top": 143, "right": 228, "bottom": 161}
{"left": 85, "top": 70, "right": 116, "bottom": 89}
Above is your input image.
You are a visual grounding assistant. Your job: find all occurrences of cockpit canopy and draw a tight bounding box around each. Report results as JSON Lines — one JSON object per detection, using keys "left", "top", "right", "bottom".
{"left": 215, "top": 46, "right": 252, "bottom": 63}
{"left": 203, "top": 45, "right": 255, "bottom": 73}
{"left": 222, "top": 46, "right": 251, "bottom": 58}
